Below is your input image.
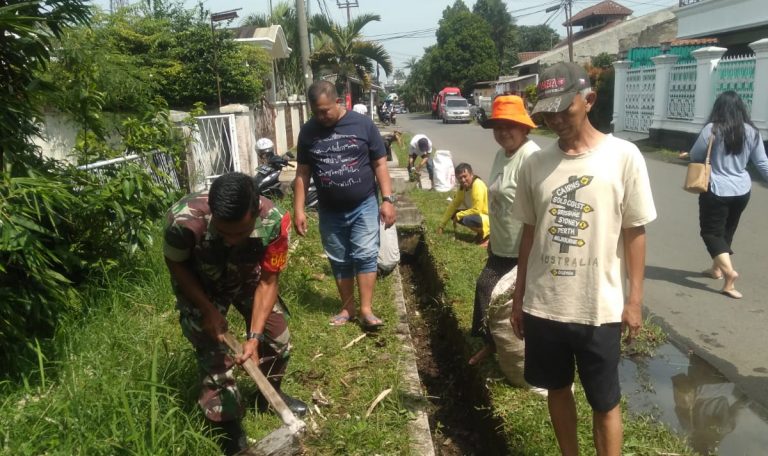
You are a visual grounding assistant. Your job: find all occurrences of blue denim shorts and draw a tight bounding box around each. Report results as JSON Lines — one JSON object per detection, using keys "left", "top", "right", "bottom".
{"left": 318, "top": 194, "right": 380, "bottom": 279}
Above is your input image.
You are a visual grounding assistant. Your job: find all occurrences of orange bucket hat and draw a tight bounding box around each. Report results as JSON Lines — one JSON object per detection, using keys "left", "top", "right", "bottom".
{"left": 481, "top": 95, "right": 537, "bottom": 129}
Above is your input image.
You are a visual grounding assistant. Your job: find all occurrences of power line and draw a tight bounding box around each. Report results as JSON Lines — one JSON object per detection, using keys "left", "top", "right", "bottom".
{"left": 336, "top": 0, "right": 358, "bottom": 23}
{"left": 510, "top": 1, "right": 561, "bottom": 14}
{"left": 365, "top": 27, "right": 437, "bottom": 38}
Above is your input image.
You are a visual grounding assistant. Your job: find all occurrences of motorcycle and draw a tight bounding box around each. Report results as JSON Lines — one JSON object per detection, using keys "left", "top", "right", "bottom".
{"left": 254, "top": 151, "right": 318, "bottom": 209}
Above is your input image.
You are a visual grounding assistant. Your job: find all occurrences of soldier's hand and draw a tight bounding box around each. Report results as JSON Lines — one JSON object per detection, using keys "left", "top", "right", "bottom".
{"left": 201, "top": 307, "right": 228, "bottom": 342}
{"left": 238, "top": 339, "right": 259, "bottom": 365}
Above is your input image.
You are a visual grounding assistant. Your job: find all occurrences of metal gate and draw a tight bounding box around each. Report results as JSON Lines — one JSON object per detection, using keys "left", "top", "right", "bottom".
{"left": 624, "top": 67, "right": 656, "bottom": 133}
{"left": 188, "top": 114, "right": 240, "bottom": 191}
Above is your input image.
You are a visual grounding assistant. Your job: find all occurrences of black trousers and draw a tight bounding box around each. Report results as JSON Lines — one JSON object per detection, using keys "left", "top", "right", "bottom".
{"left": 472, "top": 250, "right": 518, "bottom": 344}
{"left": 698, "top": 190, "right": 750, "bottom": 258}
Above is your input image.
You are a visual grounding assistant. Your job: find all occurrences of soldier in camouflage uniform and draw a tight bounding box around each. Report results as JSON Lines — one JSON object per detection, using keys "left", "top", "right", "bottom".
{"left": 163, "top": 172, "right": 306, "bottom": 455}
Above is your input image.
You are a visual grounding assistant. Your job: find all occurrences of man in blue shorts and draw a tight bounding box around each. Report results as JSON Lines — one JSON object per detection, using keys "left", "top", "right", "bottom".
{"left": 511, "top": 62, "right": 657, "bottom": 455}
{"left": 294, "top": 80, "right": 396, "bottom": 329}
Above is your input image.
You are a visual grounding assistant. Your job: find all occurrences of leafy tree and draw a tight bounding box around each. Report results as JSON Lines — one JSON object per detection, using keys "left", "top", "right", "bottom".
{"left": 309, "top": 13, "right": 392, "bottom": 97}
{"left": 472, "top": 0, "right": 515, "bottom": 75}
{"left": 591, "top": 52, "right": 614, "bottom": 69}
{"left": 0, "top": 0, "right": 190, "bottom": 377}
{"left": 441, "top": 0, "right": 470, "bottom": 19}
{"left": 243, "top": 2, "right": 304, "bottom": 97}
{"left": 518, "top": 24, "right": 560, "bottom": 52}
{"left": 432, "top": 2, "right": 498, "bottom": 96}
{"left": 94, "top": 2, "right": 272, "bottom": 108}
{"left": 0, "top": 0, "right": 91, "bottom": 169}
{"left": 399, "top": 46, "right": 439, "bottom": 110}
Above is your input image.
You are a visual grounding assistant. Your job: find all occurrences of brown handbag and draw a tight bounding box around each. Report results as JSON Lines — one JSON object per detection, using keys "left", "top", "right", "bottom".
{"left": 683, "top": 134, "right": 713, "bottom": 194}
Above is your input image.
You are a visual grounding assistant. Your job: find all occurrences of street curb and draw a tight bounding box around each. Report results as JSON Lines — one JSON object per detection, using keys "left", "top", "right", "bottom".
{"left": 391, "top": 267, "right": 436, "bottom": 456}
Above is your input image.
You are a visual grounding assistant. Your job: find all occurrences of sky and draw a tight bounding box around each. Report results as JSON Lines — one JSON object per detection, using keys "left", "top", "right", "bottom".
{"left": 92, "top": 0, "right": 679, "bottom": 76}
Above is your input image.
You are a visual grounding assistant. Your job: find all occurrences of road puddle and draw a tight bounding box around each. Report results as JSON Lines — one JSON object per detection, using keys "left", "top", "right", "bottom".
{"left": 620, "top": 343, "right": 768, "bottom": 455}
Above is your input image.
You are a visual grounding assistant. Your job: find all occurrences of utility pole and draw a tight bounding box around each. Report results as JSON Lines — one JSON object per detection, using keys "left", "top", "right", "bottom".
{"left": 296, "top": 0, "right": 313, "bottom": 93}
{"left": 566, "top": 0, "right": 574, "bottom": 63}
{"left": 336, "top": 0, "right": 359, "bottom": 24}
{"left": 545, "top": 0, "right": 574, "bottom": 63}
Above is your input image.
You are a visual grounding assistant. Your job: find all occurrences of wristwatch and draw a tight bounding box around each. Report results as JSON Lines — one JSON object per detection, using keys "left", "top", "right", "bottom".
{"left": 246, "top": 332, "right": 265, "bottom": 342}
{"left": 382, "top": 195, "right": 397, "bottom": 204}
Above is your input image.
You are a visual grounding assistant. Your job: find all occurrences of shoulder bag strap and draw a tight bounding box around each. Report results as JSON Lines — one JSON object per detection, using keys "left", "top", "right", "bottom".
{"left": 705, "top": 132, "right": 714, "bottom": 165}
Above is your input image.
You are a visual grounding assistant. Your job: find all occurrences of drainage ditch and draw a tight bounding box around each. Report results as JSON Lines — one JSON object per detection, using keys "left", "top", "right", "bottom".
{"left": 399, "top": 230, "right": 509, "bottom": 456}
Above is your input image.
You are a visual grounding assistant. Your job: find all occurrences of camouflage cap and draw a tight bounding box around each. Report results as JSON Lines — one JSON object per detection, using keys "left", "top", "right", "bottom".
{"left": 531, "top": 62, "right": 591, "bottom": 116}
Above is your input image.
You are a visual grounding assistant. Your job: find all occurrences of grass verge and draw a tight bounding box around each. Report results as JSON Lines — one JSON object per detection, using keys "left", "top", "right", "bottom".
{"left": 0, "top": 210, "right": 412, "bottom": 455}
{"left": 392, "top": 131, "right": 412, "bottom": 169}
{"left": 407, "top": 189, "right": 692, "bottom": 455}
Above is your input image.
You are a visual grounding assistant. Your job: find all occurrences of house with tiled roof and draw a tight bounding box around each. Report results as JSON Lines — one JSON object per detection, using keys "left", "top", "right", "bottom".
{"left": 513, "top": 2, "right": 676, "bottom": 71}
{"left": 560, "top": 0, "right": 633, "bottom": 44}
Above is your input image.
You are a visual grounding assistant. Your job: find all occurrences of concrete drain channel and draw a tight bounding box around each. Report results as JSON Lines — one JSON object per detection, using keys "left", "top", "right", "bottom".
{"left": 397, "top": 229, "right": 509, "bottom": 455}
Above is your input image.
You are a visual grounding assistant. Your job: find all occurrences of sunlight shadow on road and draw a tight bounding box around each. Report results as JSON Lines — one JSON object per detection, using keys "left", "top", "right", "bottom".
{"left": 645, "top": 265, "right": 714, "bottom": 293}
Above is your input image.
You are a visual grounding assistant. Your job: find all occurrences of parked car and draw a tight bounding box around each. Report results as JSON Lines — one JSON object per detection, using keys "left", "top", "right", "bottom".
{"left": 442, "top": 96, "right": 471, "bottom": 124}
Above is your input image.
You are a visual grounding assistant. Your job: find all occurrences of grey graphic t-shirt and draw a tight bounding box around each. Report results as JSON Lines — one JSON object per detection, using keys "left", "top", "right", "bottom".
{"left": 297, "top": 111, "right": 386, "bottom": 211}
{"left": 512, "top": 135, "right": 657, "bottom": 325}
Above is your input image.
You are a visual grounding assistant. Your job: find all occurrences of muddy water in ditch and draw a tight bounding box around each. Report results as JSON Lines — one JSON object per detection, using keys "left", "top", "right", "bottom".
{"left": 621, "top": 343, "right": 768, "bottom": 455}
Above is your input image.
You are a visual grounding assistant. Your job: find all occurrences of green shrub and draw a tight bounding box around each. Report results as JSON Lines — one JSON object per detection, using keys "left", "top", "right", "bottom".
{"left": 0, "top": 159, "right": 182, "bottom": 376}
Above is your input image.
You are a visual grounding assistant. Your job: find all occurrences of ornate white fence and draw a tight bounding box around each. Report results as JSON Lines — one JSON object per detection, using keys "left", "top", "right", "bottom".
{"left": 714, "top": 55, "right": 756, "bottom": 113}
{"left": 667, "top": 63, "right": 697, "bottom": 120}
{"left": 613, "top": 39, "right": 768, "bottom": 142}
{"left": 625, "top": 67, "right": 656, "bottom": 133}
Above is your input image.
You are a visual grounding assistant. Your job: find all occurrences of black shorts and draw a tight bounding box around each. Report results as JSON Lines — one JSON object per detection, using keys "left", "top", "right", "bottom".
{"left": 523, "top": 312, "right": 621, "bottom": 412}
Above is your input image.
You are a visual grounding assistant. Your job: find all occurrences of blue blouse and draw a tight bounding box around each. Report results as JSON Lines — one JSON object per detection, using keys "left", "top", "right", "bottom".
{"left": 689, "top": 123, "right": 768, "bottom": 196}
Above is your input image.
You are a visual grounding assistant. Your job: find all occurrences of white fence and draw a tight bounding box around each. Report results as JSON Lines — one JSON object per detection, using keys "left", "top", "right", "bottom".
{"left": 624, "top": 67, "right": 656, "bottom": 133}
{"left": 613, "top": 38, "right": 768, "bottom": 140}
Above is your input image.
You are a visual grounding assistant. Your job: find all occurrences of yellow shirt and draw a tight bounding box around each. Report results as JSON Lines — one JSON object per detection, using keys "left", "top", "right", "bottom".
{"left": 439, "top": 177, "right": 490, "bottom": 238}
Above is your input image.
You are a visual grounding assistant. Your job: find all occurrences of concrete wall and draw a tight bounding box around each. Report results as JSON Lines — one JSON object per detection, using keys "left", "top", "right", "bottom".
{"left": 34, "top": 112, "right": 123, "bottom": 164}
{"left": 534, "top": 9, "right": 677, "bottom": 66}
{"left": 620, "top": 18, "right": 678, "bottom": 51}
{"left": 33, "top": 113, "right": 78, "bottom": 163}
{"left": 677, "top": 0, "right": 768, "bottom": 39}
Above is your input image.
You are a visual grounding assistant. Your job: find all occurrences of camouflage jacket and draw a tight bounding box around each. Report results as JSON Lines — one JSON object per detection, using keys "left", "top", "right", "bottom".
{"left": 163, "top": 192, "right": 290, "bottom": 299}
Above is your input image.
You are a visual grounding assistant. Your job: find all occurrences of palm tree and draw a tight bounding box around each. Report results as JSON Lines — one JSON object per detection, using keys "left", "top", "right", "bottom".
{"left": 242, "top": 2, "right": 303, "bottom": 96}
{"left": 309, "top": 13, "right": 392, "bottom": 101}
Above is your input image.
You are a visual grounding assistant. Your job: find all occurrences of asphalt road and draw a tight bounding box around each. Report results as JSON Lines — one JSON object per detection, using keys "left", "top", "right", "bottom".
{"left": 397, "top": 112, "right": 768, "bottom": 408}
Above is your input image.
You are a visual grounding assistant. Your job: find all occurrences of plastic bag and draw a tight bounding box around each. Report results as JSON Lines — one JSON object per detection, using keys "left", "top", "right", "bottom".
{"left": 377, "top": 222, "right": 400, "bottom": 276}
{"left": 486, "top": 266, "right": 529, "bottom": 387}
{"left": 432, "top": 150, "right": 455, "bottom": 192}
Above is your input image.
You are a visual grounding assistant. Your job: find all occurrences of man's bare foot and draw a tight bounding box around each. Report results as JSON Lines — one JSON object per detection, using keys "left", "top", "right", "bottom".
{"left": 468, "top": 345, "right": 495, "bottom": 365}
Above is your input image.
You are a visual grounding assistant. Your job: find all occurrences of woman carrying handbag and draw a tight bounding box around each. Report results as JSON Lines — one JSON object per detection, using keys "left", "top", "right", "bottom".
{"left": 689, "top": 91, "right": 768, "bottom": 298}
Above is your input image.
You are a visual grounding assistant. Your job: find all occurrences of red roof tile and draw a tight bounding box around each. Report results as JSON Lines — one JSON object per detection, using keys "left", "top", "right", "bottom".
{"left": 670, "top": 37, "right": 718, "bottom": 46}
{"left": 518, "top": 51, "right": 548, "bottom": 62}
{"left": 565, "top": 0, "right": 633, "bottom": 26}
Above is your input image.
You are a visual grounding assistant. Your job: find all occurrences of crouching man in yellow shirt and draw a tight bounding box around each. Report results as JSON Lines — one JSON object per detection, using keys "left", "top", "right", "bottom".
{"left": 437, "top": 163, "right": 490, "bottom": 245}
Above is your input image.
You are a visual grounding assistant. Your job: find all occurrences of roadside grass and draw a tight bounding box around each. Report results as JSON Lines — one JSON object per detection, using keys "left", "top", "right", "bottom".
{"left": 0, "top": 210, "right": 412, "bottom": 455}
{"left": 0, "top": 235, "right": 218, "bottom": 455}
{"left": 407, "top": 189, "right": 692, "bottom": 455}
{"left": 392, "top": 131, "right": 412, "bottom": 168}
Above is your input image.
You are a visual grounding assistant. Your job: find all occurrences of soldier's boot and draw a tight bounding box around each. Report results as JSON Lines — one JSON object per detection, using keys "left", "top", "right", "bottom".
{"left": 256, "top": 380, "right": 308, "bottom": 417}
{"left": 208, "top": 419, "right": 248, "bottom": 456}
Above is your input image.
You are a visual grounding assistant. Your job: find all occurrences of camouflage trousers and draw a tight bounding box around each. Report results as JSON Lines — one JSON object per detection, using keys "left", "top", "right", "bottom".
{"left": 177, "top": 295, "right": 291, "bottom": 423}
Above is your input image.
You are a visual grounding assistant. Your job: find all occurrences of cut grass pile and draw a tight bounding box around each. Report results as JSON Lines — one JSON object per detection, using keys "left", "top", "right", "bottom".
{"left": 0, "top": 211, "right": 412, "bottom": 455}
{"left": 408, "top": 189, "right": 693, "bottom": 455}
